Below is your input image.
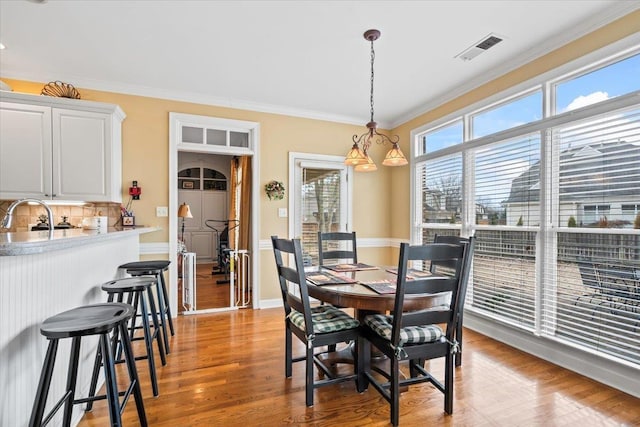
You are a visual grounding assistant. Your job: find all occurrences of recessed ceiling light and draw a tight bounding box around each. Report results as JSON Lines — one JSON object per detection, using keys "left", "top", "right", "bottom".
{"left": 0, "top": 43, "right": 6, "bottom": 50}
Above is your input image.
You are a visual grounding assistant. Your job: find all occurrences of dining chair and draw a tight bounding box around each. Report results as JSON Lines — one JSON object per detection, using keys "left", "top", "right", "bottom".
{"left": 317, "top": 231, "right": 358, "bottom": 266}
{"left": 432, "top": 234, "right": 474, "bottom": 366}
{"left": 271, "top": 236, "right": 364, "bottom": 406}
{"left": 359, "top": 240, "right": 473, "bottom": 426}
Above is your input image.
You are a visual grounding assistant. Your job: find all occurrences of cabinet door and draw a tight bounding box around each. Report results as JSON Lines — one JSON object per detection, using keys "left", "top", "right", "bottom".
{"left": 0, "top": 102, "right": 52, "bottom": 199}
{"left": 189, "top": 232, "right": 213, "bottom": 261}
{"left": 52, "top": 109, "right": 112, "bottom": 201}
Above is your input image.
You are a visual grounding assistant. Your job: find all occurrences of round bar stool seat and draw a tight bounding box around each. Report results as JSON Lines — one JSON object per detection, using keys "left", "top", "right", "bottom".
{"left": 87, "top": 277, "right": 166, "bottom": 404}
{"left": 30, "top": 303, "right": 147, "bottom": 427}
{"left": 119, "top": 260, "right": 174, "bottom": 354}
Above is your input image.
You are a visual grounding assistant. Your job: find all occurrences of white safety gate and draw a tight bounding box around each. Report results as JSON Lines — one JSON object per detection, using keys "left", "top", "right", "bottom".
{"left": 229, "top": 249, "right": 251, "bottom": 308}
{"left": 181, "top": 252, "right": 197, "bottom": 312}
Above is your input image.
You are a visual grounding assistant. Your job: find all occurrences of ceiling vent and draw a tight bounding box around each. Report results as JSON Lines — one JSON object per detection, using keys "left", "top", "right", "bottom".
{"left": 455, "top": 33, "right": 503, "bottom": 62}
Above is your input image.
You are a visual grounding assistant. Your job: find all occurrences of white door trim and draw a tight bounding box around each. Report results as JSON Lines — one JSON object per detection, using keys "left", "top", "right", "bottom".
{"left": 169, "top": 113, "right": 261, "bottom": 313}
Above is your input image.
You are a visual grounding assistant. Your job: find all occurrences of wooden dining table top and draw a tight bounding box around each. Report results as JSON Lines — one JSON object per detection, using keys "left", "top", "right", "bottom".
{"left": 304, "top": 264, "right": 449, "bottom": 314}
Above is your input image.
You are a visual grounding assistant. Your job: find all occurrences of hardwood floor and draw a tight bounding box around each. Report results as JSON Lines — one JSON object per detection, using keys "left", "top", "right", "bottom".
{"left": 77, "top": 306, "right": 640, "bottom": 426}
{"left": 178, "top": 262, "right": 237, "bottom": 311}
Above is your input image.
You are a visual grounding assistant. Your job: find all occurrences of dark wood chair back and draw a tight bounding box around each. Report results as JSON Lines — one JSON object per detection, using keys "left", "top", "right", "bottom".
{"left": 391, "top": 242, "right": 467, "bottom": 353}
{"left": 271, "top": 236, "right": 314, "bottom": 337}
{"left": 317, "top": 231, "right": 358, "bottom": 265}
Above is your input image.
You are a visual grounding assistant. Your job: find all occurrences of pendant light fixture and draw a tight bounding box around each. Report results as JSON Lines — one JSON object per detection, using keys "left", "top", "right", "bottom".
{"left": 346, "top": 29, "right": 408, "bottom": 171}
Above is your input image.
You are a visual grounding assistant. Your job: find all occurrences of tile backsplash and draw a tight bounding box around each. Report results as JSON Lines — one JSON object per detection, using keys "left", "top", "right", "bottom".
{"left": 0, "top": 201, "right": 121, "bottom": 232}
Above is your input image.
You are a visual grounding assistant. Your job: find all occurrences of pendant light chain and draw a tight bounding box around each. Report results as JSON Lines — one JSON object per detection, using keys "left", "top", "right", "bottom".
{"left": 345, "top": 28, "right": 407, "bottom": 170}
{"left": 370, "top": 38, "right": 375, "bottom": 124}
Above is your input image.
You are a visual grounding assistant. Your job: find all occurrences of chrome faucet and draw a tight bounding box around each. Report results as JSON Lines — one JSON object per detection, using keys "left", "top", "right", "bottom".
{"left": 2, "top": 198, "right": 54, "bottom": 238}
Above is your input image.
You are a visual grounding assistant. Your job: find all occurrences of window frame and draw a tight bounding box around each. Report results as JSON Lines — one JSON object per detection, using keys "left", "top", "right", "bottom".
{"left": 409, "top": 36, "right": 640, "bottom": 374}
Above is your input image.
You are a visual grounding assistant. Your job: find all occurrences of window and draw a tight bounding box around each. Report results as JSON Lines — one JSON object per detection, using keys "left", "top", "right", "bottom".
{"left": 554, "top": 52, "right": 640, "bottom": 113}
{"left": 555, "top": 107, "right": 640, "bottom": 228}
{"left": 411, "top": 45, "right": 640, "bottom": 369}
{"left": 471, "top": 90, "right": 542, "bottom": 139}
{"left": 416, "top": 155, "right": 462, "bottom": 225}
{"left": 475, "top": 134, "right": 540, "bottom": 226}
{"left": 178, "top": 167, "right": 227, "bottom": 191}
{"left": 418, "top": 120, "right": 463, "bottom": 156}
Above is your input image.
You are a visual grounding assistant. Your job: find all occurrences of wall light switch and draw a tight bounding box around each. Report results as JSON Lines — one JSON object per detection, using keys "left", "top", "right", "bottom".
{"left": 278, "top": 208, "right": 288, "bottom": 218}
{"left": 156, "top": 206, "right": 168, "bottom": 217}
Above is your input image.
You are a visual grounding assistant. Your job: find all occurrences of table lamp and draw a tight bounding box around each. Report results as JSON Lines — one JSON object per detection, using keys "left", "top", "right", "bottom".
{"left": 177, "top": 203, "right": 193, "bottom": 242}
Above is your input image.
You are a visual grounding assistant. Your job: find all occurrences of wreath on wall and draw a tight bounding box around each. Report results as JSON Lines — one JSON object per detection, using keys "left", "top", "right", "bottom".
{"left": 265, "top": 180, "right": 285, "bottom": 200}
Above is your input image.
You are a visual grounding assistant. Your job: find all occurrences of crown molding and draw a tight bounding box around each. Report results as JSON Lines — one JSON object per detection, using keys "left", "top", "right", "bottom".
{"left": 0, "top": 70, "right": 369, "bottom": 127}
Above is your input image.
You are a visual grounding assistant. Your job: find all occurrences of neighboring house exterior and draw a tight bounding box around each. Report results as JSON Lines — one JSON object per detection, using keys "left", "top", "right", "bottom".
{"left": 504, "top": 141, "right": 640, "bottom": 227}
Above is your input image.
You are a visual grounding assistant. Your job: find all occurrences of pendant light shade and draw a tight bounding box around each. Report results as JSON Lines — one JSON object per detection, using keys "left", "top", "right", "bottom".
{"left": 382, "top": 143, "right": 409, "bottom": 166}
{"left": 354, "top": 153, "right": 378, "bottom": 172}
{"left": 345, "top": 142, "right": 368, "bottom": 166}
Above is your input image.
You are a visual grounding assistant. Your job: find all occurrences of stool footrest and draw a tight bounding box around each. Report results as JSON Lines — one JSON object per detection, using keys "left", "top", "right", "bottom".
{"left": 42, "top": 390, "right": 72, "bottom": 427}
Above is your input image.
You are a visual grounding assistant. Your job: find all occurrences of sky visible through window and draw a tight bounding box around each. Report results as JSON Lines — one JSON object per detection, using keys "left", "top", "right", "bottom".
{"left": 421, "top": 52, "right": 640, "bottom": 219}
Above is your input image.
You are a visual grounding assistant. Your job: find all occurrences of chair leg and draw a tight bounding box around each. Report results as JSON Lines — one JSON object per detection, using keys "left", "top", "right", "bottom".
{"left": 444, "top": 352, "right": 454, "bottom": 414}
{"left": 29, "top": 339, "right": 59, "bottom": 427}
{"left": 158, "top": 272, "right": 175, "bottom": 336}
{"left": 100, "top": 332, "right": 123, "bottom": 427}
{"left": 85, "top": 338, "right": 103, "bottom": 412}
{"left": 285, "top": 322, "right": 293, "bottom": 378}
{"left": 455, "top": 320, "right": 463, "bottom": 367}
{"left": 62, "top": 337, "right": 82, "bottom": 426}
{"left": 118, "top": 322, "right": 148, "bottom": 426}
{"left": 305, "top": 342, "right": 314, "bottom": 407}
{"left": 155, "top": 276, "right": 172, "bottom": 354}
{"left": 390, "top": 356, "right": 400, "bottom": 427}
{"left": 139, "top": 290, "right": 159, "bottom": 396}
{"left": 146, "top": 285, "right": 167, "bottom": 366}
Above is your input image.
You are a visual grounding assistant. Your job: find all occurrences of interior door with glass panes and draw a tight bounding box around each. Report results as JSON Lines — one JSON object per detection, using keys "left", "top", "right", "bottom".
{"left": 292, "top": 157, "right": 350, "bottom": 266}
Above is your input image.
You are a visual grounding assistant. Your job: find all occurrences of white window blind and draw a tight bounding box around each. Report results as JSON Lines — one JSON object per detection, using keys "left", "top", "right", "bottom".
{"left": 544, "top": 107, "right": 640, "bottom": 364}
{"left": 469, "top": 135, "right": 540, "bottom": 329}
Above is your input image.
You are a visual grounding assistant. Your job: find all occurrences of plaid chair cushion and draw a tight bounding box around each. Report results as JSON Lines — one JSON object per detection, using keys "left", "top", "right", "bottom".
{"left": 289, "top": 305, "right": 359, "bottom": 334}
{"left": 364, "top": 313, "right": 443, "bottom": 346}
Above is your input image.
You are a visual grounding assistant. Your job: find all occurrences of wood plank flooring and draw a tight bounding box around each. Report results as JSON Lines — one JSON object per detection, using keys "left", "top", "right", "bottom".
{"left": 78, "top": 291, "right": 640, "bottom": 426}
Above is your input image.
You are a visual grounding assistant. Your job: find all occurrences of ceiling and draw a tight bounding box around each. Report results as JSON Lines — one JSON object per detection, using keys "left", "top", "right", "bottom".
{"left": 1, "top": 1, "right": 638, "bottom": 128}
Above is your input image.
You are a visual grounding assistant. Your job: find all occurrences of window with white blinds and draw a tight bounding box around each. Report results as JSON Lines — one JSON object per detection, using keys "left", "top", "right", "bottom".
{"left": 470, "top": 135, "right": 540, "bottom": 329}
{"left": 545, "top": 107, "right": 640, "bottom": 364}
{"left": 411, "top": 44, "right": 640, "bottom": 369}
{"left": 416, "top": 154, "right": 462, "bottom": 226}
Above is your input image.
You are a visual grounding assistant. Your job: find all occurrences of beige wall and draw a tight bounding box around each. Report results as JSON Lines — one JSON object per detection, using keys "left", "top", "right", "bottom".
{"left": 4, "top": 9, "right": 638, "bottom": 301}
{"left": 388, "top": 10, "right": 640, "bottom": 240}
{"left": 4, "top": 79, "right": 394, "bottom": 300}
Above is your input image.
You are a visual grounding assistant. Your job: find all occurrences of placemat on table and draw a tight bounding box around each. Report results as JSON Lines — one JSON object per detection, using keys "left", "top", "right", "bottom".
{"left": 361, "top": 279, "right": 397, "bottom": 294}
{"left": 306, "top": 271, "right": 357, "bottom": 285}
{"left": 323, "top": 263, "right": 379, "bottom": 272}
{"left": 385, "top": 268, "right": 432, "bottom": 280}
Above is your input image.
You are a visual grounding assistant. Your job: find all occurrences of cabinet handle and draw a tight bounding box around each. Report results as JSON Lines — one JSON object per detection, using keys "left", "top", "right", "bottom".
{"left": 44, "top": 194, "right": 57, "bottom": 198}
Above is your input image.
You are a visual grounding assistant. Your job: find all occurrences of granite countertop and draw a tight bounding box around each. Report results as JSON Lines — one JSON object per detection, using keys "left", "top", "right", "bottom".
{"left": 0, "top": 227, "right": 160, "bottom": 256}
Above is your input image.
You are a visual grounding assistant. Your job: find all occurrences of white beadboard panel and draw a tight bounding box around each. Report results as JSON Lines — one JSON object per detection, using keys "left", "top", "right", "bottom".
{"left": 139, "top": 242, "right": 169, "bottom": 255}
{"left": 0, "top": 235, "right": 138, "bottom": 427}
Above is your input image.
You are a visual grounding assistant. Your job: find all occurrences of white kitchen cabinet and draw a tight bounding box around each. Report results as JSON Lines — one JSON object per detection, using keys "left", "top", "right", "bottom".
{"left": 0, "top": 91, "right": 125, "bottom": 202}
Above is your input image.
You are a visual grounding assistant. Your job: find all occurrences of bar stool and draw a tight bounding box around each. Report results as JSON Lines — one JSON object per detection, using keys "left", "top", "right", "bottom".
{"left": 29, "top": 303, "right": 146, "bottom": 427}
{"left": 87, "top": 277, "right": 166, "bottom": 404}
{"left": 119, "top": 260, "right": 174, "bottom": 353}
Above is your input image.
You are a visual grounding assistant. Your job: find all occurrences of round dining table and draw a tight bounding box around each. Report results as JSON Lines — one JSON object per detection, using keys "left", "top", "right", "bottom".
{"left": 304, "top": 265, "right": 449, "bottom": 318}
